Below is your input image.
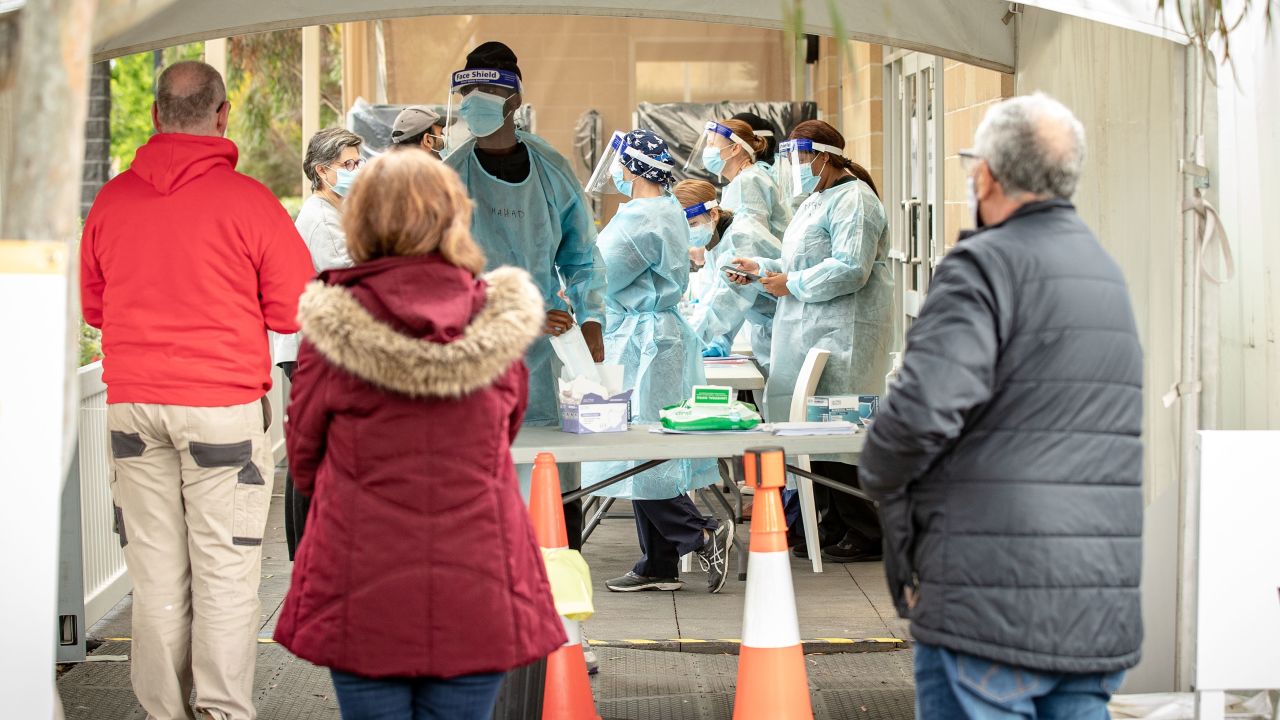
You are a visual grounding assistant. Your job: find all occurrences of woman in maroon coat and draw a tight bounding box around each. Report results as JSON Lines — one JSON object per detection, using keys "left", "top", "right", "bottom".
{"left": 274, "top": 151, "right": 565, "bottom": 719}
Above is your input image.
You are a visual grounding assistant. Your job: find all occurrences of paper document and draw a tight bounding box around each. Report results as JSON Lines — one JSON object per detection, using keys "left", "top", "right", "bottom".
{"left": 772, "top": 421, "right": 859, "bottom": 437}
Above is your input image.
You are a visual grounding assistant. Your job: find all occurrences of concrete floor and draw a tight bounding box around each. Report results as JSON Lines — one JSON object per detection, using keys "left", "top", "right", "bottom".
{"left": 58, "top": 472, "right": 916, "bottom": 719}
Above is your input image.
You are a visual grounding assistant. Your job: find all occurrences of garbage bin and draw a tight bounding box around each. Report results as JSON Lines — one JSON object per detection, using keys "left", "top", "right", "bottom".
{"left": 491, "top": 656, "right": 546, "bottom": 720}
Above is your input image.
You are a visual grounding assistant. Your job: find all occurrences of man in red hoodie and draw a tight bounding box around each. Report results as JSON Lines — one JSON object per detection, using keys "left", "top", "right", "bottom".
{"left": 80, "top": 61, "right": 313, "bottom": 720}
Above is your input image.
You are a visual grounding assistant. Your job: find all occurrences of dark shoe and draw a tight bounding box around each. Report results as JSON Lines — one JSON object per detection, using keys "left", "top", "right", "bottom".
{"left": 695, "top": 520, "right": 734, "bottom": 593}
{"left": 820, "top": 538, "right": 883, "bottom": 563}
{"left": 606, "top": 571, "right": 683, "bottom": 592}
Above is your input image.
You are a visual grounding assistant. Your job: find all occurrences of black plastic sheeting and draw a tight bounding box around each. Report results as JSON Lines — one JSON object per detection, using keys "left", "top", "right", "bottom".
{"left": 636, "top": 101, "right": 817, "bottom": 185}
{"left": 346, "top": 99, "right": 533, "bottom": 157}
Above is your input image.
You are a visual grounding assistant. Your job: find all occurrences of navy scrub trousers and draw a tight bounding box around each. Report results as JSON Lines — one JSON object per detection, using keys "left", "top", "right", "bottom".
{"left": 631, "top": 495, "right": 718, "bottom": 579}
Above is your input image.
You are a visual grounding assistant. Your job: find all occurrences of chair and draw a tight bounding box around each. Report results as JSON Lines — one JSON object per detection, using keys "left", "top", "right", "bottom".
{"left": 788, "top": 348, "right": 830, "bottom": 573}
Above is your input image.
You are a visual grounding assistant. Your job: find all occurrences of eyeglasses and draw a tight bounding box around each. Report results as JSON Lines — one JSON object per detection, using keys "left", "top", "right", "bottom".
{"left": 958, "top": 150, "right": 983, "bottom": 173}
{"left": 329, "top": 158, "right": 366, "bottom": 172}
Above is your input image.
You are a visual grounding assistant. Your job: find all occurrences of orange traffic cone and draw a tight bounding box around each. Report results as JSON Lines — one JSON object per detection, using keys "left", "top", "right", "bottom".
{"left": 530, "top": 453, "right": 602, "bottom": 720}
{"left": 733, "top": 447, "right": 814, "bottom": 719}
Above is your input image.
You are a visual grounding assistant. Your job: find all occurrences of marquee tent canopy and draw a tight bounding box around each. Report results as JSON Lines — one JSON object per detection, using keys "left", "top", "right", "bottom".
{"left": 90, "top": 0, "right": 1187, "bottom": 71}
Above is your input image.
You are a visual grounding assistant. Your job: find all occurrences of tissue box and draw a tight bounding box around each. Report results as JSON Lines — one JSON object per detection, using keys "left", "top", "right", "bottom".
{"left": 806, "top": 395, "right": 879, "bottom": 424}
{"left": 559, "top": 391, "right": 631, "bottom": 434}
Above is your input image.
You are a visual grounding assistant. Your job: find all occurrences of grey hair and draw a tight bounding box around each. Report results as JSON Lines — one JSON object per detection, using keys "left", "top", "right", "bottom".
{"left": 304, "top": 128, "right": 364, "bottom": 191}
{"left": 156, "top": 61, "right": 226, "bottom": 131}
{"left": 974, "top": 92, "right": 1086, "bottom": 199}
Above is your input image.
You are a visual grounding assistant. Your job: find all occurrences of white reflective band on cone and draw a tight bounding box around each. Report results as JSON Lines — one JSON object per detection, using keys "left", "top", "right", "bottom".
{"left": 562, "top": 616, "right": 582, "bottom": 647}
{"left": 741, "top": 552, "right": 802, "bottom": 648}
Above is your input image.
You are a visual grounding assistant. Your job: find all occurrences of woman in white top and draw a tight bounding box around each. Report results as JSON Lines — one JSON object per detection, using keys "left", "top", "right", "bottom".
{"left": 275, "top": 126, "right": 364, "bottom": 559}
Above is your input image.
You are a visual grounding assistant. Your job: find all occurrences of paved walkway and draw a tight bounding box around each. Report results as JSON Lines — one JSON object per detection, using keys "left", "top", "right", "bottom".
{"left": 58, "top": 470, "right": 916, "bottom": 719}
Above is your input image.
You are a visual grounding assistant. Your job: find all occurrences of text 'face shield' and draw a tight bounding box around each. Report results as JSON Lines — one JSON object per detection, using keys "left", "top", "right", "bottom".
{"left": 444, "top": 68, "right": 521, "bottom": 153}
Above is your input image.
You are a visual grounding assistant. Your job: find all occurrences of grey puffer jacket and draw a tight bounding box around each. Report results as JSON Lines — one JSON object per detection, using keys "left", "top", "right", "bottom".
{"left": 860, "top": 199, "right": 1144, "bottom": 674}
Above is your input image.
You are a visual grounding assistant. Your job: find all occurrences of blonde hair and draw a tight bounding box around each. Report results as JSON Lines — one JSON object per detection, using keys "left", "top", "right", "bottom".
{"left": 673, "top": 180, "right": 733, "bottom": 223}
{"left": 342, "top": 152, "right": 486, "bottom": 275}
{"left": 720, "top": 119, "right": 768, "bottom": 158}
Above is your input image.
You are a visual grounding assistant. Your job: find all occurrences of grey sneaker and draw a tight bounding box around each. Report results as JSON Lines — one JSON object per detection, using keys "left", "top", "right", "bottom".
{"left": 605, "top": 571, "right": 683, "bottom": 592}
{"left": 696, "top": 520, "right": 734, "bottom": 593}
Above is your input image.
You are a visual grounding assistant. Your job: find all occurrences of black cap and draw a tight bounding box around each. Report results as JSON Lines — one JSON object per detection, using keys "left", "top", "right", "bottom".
{"left": 464, "top": 41, "right": 522, "bottom": 80}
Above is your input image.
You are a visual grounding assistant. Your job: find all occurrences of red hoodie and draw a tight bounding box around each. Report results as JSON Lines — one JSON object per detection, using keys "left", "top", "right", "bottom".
{"left": 80, "top": 133, "right": 314, "bottom": 406}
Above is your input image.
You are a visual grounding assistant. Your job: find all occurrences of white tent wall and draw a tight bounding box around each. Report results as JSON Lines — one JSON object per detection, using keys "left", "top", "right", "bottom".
{"left": 1213, "top": 17, "right": 1280, "bottom": 432}
{"left": 1014, "top": 7, "right": 1186, "bottom": 693}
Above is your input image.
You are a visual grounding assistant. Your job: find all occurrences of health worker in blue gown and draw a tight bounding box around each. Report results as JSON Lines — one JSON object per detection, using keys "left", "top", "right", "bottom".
{"left": 691, "top": 119, "right": 791, "bottom": 240}
{"left": 674, "top": 179, "right": 780, "bottom": 373}
{"left": 582, "top": 130, "right": 734, "bottom": 596}
{"left": 728, "top": 120, "right": 892, "bottom": 565}
{"left": 443, "top": 42, "right": 607, "bottom": 550}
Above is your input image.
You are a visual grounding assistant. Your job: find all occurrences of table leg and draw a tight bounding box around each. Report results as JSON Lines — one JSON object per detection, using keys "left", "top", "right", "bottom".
{"left": 581, "top": 497, "right": 615, "bottom": 545}
{"left": 718, "top": 458, "right": 744, "bottom": 521}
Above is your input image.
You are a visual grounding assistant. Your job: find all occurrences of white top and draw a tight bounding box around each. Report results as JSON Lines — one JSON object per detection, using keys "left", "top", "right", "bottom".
{"left": 271, "top": 194, "right": 353, "bottom": 365}
{"left": 705, "top": 361, "right": 766, "bottom": 391}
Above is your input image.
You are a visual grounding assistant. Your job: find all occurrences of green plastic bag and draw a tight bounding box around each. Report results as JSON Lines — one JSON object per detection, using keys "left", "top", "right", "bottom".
{"left": 541, "top": 548, "right": 594, "bottom": 621}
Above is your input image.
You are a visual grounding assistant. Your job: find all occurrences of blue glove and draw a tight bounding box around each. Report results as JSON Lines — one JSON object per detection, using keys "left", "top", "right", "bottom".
{"left": 702, "top": 345, "right": 727, "bottom": 358}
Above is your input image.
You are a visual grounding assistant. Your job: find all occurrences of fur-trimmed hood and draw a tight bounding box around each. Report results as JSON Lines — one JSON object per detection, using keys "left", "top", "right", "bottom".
{"left": 297, "top": 260, "right": 544, "bottom": 398}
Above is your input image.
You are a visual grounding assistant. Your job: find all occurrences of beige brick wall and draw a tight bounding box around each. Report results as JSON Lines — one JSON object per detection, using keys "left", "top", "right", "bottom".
{"left": 838, "top": 41, "right": 884, "bottom": 193}
{"left": 942, "top": 61, "right": 1014, "bottom": 246}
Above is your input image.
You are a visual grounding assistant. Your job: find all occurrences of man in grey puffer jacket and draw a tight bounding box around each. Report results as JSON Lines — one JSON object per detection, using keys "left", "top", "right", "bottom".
{"left": 861, "top": 93, "right": 1143, "bottom": 718}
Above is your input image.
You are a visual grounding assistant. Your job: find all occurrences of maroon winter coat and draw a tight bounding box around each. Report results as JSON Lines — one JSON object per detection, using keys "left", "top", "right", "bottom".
{"left": 274, "top": 253, "right": 566, "bottom": 678}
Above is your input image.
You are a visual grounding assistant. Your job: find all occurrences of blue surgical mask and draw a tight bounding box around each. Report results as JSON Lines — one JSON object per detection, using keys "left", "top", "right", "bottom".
{"left": 610, "top": 165, "right": 633, "bottom": 197}
{"left": 799, "top": 157, "right": 825, "bottom": 195}
{"left": 457, "top": 90, "right": 509, "bottom": 138}
{"left": 688, "top": 222, "right": 714, "bottom": 248}
{"left": 702, "top": 146, "right": 727, "bottom": 176}
{"left": 327, "top": 167, "right": 359, "bottom": 197}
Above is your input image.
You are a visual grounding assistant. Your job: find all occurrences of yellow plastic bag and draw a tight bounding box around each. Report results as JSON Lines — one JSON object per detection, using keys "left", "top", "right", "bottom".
{"left": 541, "top": 548, "right": 594, "bottom": 621}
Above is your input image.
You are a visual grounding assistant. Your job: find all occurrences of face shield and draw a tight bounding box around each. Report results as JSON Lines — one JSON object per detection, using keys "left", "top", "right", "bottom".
{"left": 683, "top": 198, "right": 719, "bottom": 248}
{"left": 584, "top": 131, "right": 675, "bottom": 196}
{"left": 685, "top": 121, "right": 755, "bottom": 177}
{"left": 777, "top": 138, "right": 842, "bottom": 199}
{"left": 444, "top": 68, "right": 521, "bottom": 153}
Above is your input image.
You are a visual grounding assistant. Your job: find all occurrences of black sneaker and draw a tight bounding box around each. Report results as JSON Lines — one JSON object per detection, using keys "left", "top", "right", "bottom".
{"left": 695, "top": 520, "right": 734, "bottom": 593}
{"left": 605, "top": 571, "right": 683, "bottom": 592}
{"left": 820, "top": 537, "right": 883, "bottom": 563}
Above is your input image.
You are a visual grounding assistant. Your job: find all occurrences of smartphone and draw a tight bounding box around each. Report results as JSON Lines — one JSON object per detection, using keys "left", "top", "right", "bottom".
{"left": 721, "top": 265, "right": 761, "bottom": 282}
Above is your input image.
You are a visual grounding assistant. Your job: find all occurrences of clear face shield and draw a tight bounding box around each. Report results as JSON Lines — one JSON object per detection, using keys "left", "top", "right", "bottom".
{"left": 685, "top": 121, "right": 755, "bottom": 177}
{"left": 584, "top": 131, "right": 675, "bottom": 196}
{"left": 443, "top": 68, "right": 522, "bottom": 154}
{"left": 682, "top": 198, "right": 719, "bottom": 249}
{"left": 777, "top": 138, "right": 842, "bottom": 199}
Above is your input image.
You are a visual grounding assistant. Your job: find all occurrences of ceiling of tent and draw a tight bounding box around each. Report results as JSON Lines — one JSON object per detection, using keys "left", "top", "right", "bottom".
{"left": 90, "top": 0, "right": 1186, "bottom": 71}
{"left": 92, "top": 0, "right": 1018, "bottom": 70}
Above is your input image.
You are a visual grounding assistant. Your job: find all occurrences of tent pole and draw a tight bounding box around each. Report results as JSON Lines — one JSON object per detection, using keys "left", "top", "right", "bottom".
{"left": 1175, "top": 36, "right": 1206, "bottom": 693}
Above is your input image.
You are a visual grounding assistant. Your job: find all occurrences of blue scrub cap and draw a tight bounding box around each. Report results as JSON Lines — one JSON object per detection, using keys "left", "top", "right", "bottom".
{"left": 620, "top": 129, "right": 675, "bottom": 188}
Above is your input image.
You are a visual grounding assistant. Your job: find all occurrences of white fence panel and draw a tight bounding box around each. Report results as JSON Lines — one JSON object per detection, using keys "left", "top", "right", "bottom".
{"left": 77, "top": 362, "right": 131, "bottom": 628}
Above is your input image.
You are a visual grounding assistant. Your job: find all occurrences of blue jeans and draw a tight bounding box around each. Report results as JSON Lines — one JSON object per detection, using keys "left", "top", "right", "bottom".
{"left": 914, "top": 643, "right": 1125, "bottom": 720}
{"left": 329, "top": 669, "right": 506, "bottom": 720}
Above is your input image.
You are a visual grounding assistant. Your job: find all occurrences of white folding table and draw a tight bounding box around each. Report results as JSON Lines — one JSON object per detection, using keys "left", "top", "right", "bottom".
{"left": 511, "top": 425, "right": 866, "bottom": 580}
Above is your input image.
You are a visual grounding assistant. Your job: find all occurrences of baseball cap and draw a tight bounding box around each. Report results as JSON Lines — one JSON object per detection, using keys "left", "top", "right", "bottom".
{"left": 390, "top": 105, "right": 443, "bottom": 144}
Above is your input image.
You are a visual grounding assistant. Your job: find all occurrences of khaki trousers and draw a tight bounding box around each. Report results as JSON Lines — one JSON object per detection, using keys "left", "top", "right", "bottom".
{"left": 107, "top": 401, "right": 274, "bottom": 720}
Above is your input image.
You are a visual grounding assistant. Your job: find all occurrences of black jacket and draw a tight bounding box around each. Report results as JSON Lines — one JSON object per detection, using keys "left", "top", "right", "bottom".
{"left": 860, "top": 199, "right": 1144, "bottom": 673}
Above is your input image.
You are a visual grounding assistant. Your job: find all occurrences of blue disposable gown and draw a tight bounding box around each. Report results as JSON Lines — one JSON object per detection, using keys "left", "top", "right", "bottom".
{"left": 585, "top": 195, "right": 718, "bottom": 500}
{"left": 722, "top": 162, "right": 791, "bottom": 241}
{"left": 446, "top": 131, "right": 607, "bottom": 427}
{"left": 691, "top": 214, "right": 780, "bottom": 373}
{"left": 757, "top": 179, "right": 894, "bottom": 451}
